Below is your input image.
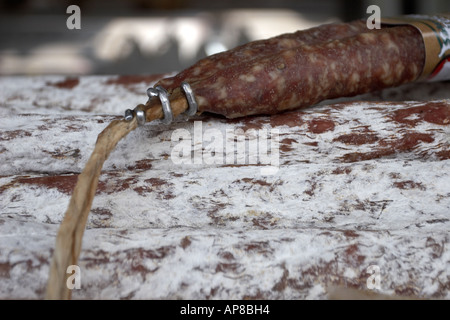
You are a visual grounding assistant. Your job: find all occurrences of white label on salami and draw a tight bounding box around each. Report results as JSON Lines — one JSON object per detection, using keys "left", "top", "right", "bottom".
{"left": 382, "top": 13, "right": 450, "bottom": 81}
{"left": 428, "top": 57, "right": 450, "bottom": 82}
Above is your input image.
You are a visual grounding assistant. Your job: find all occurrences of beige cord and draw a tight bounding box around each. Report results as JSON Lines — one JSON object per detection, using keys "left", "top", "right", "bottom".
{"left": 46, "top": 118, "right": 138, "bottom": 299}
{"left": 45, "top": 92, "right": 189, "bottom": 299}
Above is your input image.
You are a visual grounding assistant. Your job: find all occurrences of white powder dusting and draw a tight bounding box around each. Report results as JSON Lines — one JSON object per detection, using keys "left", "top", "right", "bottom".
{"left": 0, "top": 75, "right": 449, "bottom": 299}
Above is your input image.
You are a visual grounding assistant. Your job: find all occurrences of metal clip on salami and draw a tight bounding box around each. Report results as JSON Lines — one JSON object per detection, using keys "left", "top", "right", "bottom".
{"left": 124, "top": 81, "right": 198, "bottom": 126}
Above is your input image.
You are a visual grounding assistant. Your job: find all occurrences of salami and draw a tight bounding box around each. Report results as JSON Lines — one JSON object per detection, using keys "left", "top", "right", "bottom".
{"left": 156, "top": 20, "right": 368, "bottom": 91}
{"left": 196, "top": 25, "right": 424, "bottom": 118}
{"left": 143, "top": 23, "right": 425, "bottom": 120}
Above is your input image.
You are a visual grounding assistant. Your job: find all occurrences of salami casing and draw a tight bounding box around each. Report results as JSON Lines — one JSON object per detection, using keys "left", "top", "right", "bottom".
{"left": 156, "top": 20, "right": 368, "bottom": 91}
{"left": 147, "top": 23, "right": 425, "bottom": 119}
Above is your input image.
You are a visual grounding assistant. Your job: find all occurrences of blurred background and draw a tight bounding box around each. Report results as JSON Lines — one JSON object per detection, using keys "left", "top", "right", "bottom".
{"left": 0, "top": 0, "right": 448, "bottom": 75}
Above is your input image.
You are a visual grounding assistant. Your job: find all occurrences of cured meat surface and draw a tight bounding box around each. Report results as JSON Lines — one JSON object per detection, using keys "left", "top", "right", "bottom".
{"left": 156, "top": 20, "right": 368, "bottom": 90}
{"left": 136, "top": 21, "right": 426, "bottom": 121}
{"left": 188, "top": 25, "right": 425, "bottom": 118}
{"left": 0, "top": 75, "right": 449, "bottom": 299}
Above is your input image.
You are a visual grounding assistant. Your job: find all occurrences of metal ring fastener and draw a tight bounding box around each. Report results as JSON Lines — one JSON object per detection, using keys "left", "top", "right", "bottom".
{"left": 134, "top": 108, "right": 146, "bottom": 126}
{"left": 180, "top": 81, "right": 198, "bottom": 116}
{"left": 124, "top": 82, "right": 198, "bottom": 126}
{"left": 155, "top": 86, "right": 173, "bottom": 125}
{"left": 146, "top": 87, "right": 159, "bottom": 99}
{"left": 146, "top": 86, "right": 173, "bottom": 125}
{"left": 124, "top": 109, "right": 134, "bottom": 121}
